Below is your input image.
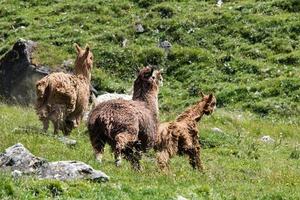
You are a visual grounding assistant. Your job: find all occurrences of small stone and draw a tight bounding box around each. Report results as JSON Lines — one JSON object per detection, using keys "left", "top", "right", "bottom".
{"left": 58, "top": 136, "right": 77, "bottom": 146}
{"left": 216, "top": 0, "right": 223, "bottom": 7}
{"left": 177, "top": 195, "right": 188, "bottom": 200}
{"left": 159, "top": 40, "right": 172, "bottom": 50}
{"left": 11, "top": 170, "right": 22, "bottom": 178}
{"left": 260, "top": 135, "right": 275, "bottom": 143}
{"left": 121, "top": 38, "right": 128, "bottom": 47}
{"left": 0, "top": 143, "right": 109, "bottom": 182}
{"left": 135, "top": 23, "right": 144, "bottom": 33}
{"left": 211, "top": 127, "right": 223, "bottom": 133}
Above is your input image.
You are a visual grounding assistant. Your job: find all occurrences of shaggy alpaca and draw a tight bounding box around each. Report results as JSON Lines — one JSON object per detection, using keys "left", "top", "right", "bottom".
{"left": 88, "top": 66, "right": 162, "bottom": 170}
{"left": 35, "top": 44, "right": 93, "bottom": 135}
{"left": 155, "top": 92, "right": 216, "bottom": 171}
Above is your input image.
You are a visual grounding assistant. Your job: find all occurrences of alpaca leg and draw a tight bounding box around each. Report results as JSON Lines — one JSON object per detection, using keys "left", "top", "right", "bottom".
{"left": 53, "top": 121, "right": 59, "bottom": 135}
{"left": 124, "top": 144, "right": 142, "bottom": 171}
{"left": 157, "top": 150, "right": 170, "bottom": 171}
{"left": 123, "top": 147, "right": 140, "bottom": 170}
{"left": 89, "top": 131, "right": 106, "bottom": 163}
{"left": 42, "top": 119, "right": 49, "bottom": 132}
{"left": 62, "top": 120, "right": 74, "bottom": 136}
{"left": 132, "top": 141, "right": 143, "bottom": 170}
{"left": 93, "top": 140, "right": 105, "bottom": 163}
{"left": 186, "top": 147, "right": 204, "bottom": 171}
{"left": 115, "top": 132, "right": 136, "bottom": 167}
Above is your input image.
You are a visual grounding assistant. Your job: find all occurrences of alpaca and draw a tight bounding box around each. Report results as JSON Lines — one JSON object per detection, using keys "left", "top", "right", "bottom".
{"left": 155, "top": 92, "right": 216, "bottom": 171}
{"left": 90, "top": 69, "right": 163, "bottom": 108}
{"left": 35, "top": 44, "right": 93, "bottom": 135}
{"left": 88, "top": 66, "right": 162, "bottom": 170}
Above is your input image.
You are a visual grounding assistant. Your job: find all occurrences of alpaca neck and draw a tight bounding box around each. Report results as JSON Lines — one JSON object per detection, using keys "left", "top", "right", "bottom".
{"left": 176, "top": 101, "right": 205, "bottom": 122}
{"left": 133, "top": 87, "right": 159, "bottom": 119}
{"left": 74, "top": 66, "right": 91, "bottom": 82}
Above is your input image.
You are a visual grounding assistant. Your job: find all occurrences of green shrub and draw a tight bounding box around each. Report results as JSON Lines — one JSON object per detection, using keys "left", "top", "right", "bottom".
{"left": 152, "top": 4, "right": 175, "bottom": 18}
{"left": 272, "top": 52, "right": 300, "bottom": 65}
{"left": 264, "top": 37, "right": 293, "bottom": 54}
{"left": 290, "top": 147, "right": 300, "bottom": 160}
{"left": 167, "top": 46, "right": 211, "bottom": 67}
{"left": 137, "top": 47, "right": 165, "bottom": 66}
{"left": 200, "top": 129, "right": 236, "bottom": 149}
{"left": 272, "top": 0, "right": 300, "bottom": 12}
{"left": 0, "top": 176, "right": 15, "bottom": 198}
{"left": 132, "top": 0, "right": 165, "bottom": 8}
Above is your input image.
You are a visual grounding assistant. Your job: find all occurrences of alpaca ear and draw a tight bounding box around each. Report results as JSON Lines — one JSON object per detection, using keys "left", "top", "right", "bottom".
{"left": 83, "top": 45, "right": 90, "bottom": 58}
{"left": 74, "top": 43, "right": 82, "bottom": 54}
{"left": 207, "top": 93, "right": 213, "bottom": 102}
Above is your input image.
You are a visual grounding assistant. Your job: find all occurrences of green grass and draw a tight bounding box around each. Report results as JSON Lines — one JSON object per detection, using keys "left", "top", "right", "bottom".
{"left": 1, "top": 0, "right": 300, "bottom": 199}
{"left": 0, "top": 104, "right": 299, "bottom": 199}
{"left": 0, "top": 0, "right": 299, "bottom": 117}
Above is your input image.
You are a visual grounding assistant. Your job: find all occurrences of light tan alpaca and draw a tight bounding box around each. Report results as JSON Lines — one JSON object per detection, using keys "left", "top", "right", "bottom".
{"left": 35, "top": 44, "right": 93, "bottom": 135}
{"left": 155, "top": 93, "right": 216, "bottom": 171}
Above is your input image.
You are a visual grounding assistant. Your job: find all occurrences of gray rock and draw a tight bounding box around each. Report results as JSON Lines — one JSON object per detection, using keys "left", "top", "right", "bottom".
{"left": 135, "top": 23, "right": 144, "bottom": 33}
{"left": 58, "top": 136, "right": 77, "bottom": 146}
{"left": 0, "top": 143, "right": 109, "bottom": 182}
{"left": 0, "top": 39, "right": 50, "bottom": 105}
{"left": 216, "top": 0, "right": 223, "bottom": 7}
{"left": 0, "top": 143, "right": 46, "bottom": 174}
{"left": 11, "top": 170, "right": 23, "bottom": 178}
{"left": 176, "top": 195, "right": 188, "bottom": 200}
{"left": 260, "top": 135, "right": 275, "bottom": 143}
{"left": 40, "top": 161, "right": 109, "bottom": 182}
{"left": 0, "top": 39, "right": 97, "bottom": 105}
{"left": 211, "top": 127, "right": 223, "bottom": 133}
{"left": 121, "top": 38, "right": 128, "bottom": 48}
{"left": 159, "top": 40, "right": 172, "bottom": 50}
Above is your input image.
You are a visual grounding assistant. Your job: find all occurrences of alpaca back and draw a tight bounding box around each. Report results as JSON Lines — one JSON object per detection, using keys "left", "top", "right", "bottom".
{"left": 88, "top": 98, "right": 157, "bottom": 146}
{"left": 36, "top": 72, "right": 89, "bottom": 123}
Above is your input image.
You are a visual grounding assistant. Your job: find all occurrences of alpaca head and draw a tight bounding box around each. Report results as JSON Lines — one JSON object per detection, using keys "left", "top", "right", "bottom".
{"left": 74, "top": 44, "right": 93, "bottom": 80}
{"left": 133, "top": 66, "right": 161, "bottom": 98}
{"left": 200, "top": 92, "right": 217, "bottom": 115}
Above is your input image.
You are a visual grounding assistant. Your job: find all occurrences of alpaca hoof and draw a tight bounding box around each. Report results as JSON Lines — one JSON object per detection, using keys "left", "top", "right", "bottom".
{"left": 133, "top": 164, "right": 141, "bottom": 171}
{"left": 198, "top": 165, "right": 205, "bottom": 172}
{"left": 115, "top": 159, "right": 122, "bottom": 167}
{"left": 96, "top": 154, "right": 103, "bottom": 163}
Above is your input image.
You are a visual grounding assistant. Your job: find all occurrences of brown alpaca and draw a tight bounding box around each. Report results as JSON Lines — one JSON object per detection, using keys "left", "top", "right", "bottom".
{"left": 35, "top": 44, "right": 93, "bottom": 135}
{"left": 155, "top": 93, "right": 216, "bottom": 171}
{"left": 88, "top": 66, "right": 162, "bottom": 170}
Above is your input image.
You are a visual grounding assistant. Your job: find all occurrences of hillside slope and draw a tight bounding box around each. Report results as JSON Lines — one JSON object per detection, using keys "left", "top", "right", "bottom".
{"left": 0, "top": 104, "right": 300, "bottom": 199}
{"left": 1, "top": 0, "right": 300, "bottom": 117}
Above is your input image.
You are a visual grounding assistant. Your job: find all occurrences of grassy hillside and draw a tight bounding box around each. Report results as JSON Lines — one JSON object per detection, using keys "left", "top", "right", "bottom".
{"left": 0, "top": 0, "right": 299, "bottom": 117}
{"left": 1, "top": 0, "right": 300, "bottom": 199}
{"left": 0, "top": 104, "right": 300, "bottom": 199}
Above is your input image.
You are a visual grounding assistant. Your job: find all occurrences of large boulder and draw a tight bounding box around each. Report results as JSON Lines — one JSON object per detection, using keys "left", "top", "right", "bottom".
{"left": 0, "top": 39, "right": 50, "bottom": 105}
{"left": 0, "top": 143, "right": 109, "bottom": 182}
{"left": 0, "top": 143, "right": 46, "bottom": 174}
